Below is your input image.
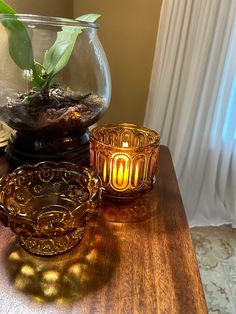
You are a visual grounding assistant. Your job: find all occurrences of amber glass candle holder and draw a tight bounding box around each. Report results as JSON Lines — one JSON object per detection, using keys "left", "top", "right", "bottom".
{"left": 90, "top": 123, "right": 160, "bottom": 200}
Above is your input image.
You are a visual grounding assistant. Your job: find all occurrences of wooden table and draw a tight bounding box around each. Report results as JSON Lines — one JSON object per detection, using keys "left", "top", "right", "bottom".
{"left": 0, "top": 146, "right": 207, "bottom": 314}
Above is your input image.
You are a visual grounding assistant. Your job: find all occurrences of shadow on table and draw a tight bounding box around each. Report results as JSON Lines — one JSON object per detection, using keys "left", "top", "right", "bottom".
{"left": 3, "top": 219, "right": 120, "bottom": 304}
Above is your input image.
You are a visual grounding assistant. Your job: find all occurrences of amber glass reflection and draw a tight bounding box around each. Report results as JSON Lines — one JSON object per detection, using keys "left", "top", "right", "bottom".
{"left": 5, "top": 220, "right": 119, "bottom": 303}
{"left": 90, "top": 123, "right": 160, "bottom": 200}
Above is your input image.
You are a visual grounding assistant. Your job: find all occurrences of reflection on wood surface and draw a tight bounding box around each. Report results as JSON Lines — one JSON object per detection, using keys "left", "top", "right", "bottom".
{"left": 4, "top": 220, "right": 119, "bottom": 304}
{"left": 100, "top": 183, "right": 159, "bottom": 223}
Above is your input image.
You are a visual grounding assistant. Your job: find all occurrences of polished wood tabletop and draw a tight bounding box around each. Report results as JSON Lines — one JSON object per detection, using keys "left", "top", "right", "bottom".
{"left": 0, "top": 146, "right": 207, "bottom": 314}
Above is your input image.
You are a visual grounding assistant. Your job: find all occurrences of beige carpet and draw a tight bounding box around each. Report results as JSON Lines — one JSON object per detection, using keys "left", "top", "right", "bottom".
{"left": 191, "top": 225, "right": 236, "bottom": 314}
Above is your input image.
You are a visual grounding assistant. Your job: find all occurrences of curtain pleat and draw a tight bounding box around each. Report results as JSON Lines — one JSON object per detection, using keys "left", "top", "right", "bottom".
{"left": 144, "top": 0, "right": 236, "bottom": 226}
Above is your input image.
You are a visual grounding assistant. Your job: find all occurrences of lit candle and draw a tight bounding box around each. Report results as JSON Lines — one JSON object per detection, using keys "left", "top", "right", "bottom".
{"left": 90, "top": 123, "right": 160, "bottom": 200}
{"left": 111, "top": 154, "right": 130, "bottom": 190}
{"left": 108, "top": 142, "right": 141, "bottom": 190}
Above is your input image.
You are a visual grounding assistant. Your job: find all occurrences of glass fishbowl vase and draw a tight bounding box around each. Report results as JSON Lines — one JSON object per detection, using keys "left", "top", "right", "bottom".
{"left": 0, "top": 14, "right": 111, "bottom": 166}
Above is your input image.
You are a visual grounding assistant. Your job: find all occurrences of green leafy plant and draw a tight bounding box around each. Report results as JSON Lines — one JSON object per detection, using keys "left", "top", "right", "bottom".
{"left": 0, "top": 0, "right": 100, "bottom": 90}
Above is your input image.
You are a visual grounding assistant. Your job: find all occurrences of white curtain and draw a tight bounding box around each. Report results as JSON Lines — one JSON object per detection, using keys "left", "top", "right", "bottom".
{"left": 144, "top": 0, "right": 236, "bottom": 226}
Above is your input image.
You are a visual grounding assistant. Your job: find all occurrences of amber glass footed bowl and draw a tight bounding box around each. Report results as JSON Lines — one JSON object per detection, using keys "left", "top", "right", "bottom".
{"left": 90, "top": 123, "right": 160, "bottom": 200}
{"left": 0, "top": 162, "right": 102, "bottom": 256}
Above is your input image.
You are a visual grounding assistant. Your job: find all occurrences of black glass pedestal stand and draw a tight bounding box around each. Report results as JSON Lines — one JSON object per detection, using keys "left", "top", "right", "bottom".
{"left": 5, "top": 129, "right": 90, "bottom": 169}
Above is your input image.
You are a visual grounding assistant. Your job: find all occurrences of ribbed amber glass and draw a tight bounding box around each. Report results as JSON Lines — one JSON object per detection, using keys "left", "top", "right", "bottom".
{"left": 90, "top": 123, "right": 160, "bottom": 200}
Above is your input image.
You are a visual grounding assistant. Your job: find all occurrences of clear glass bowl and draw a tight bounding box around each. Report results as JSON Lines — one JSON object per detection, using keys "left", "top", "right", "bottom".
{"left": 0, "top": 14, "right": 111, "bottom": 132}
{"left": 0, "top": 14, "right": 111, "bottom": 164}
{"left": 0, "top": 161, "right": 102, "bottom": 255}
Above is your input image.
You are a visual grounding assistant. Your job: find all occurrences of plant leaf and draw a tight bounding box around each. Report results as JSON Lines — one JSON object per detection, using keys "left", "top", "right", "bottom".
{"left": 0, "top": 0, "right": 34, "bottom": 70}
{"left": 43, "top": 28, "right": 82, "bottom": 77}
{"left": 43, "top": 14, "right": 101, "bottom": 78}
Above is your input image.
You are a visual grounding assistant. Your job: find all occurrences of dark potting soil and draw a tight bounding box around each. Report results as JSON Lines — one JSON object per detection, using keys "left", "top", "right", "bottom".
{"left": 1, "top": 87, "right": 104, "bottom": 132}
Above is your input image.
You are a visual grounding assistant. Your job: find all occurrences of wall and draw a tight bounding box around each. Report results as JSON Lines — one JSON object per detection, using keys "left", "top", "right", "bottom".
{"left": 74, "top": 0, "right": 162, "bottom": 125}
{"left": 7, "top": 0, "right": 73, "bottom": 17}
